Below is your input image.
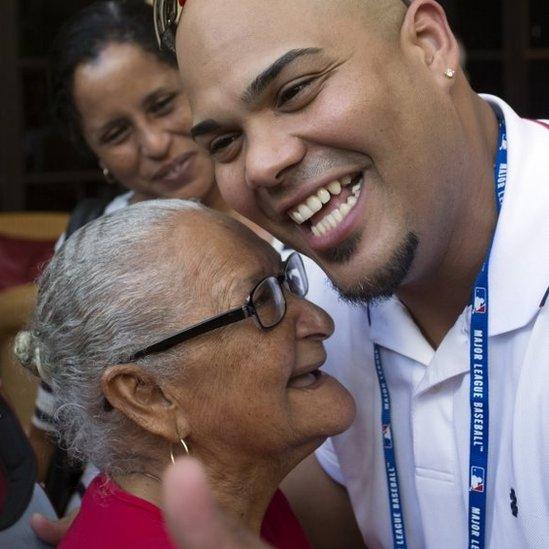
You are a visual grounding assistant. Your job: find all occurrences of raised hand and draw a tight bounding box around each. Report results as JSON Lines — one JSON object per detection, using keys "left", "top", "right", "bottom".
{"left": 162, "top": 458, "right": 269, "bottom": 549}
{"left": 31, "top": 507, "right": 79, "bottom": 545}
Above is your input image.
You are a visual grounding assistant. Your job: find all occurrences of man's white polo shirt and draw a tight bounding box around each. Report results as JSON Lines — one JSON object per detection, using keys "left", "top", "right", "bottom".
{"left": 307, "top": 96, "right": 549, "bottom": 548}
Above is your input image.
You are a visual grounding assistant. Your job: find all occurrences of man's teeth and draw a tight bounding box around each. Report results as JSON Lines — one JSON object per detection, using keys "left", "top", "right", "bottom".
{"left": 318, "top": 188, "right": 330, "bottom": 204}
{"left": 288, "top": 175, "right": 363, "bottom": 235}
{"left": 327, "top": 181, "right": 341, "bottom": 195}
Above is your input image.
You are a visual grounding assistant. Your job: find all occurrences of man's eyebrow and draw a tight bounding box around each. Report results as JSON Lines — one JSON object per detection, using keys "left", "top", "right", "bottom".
{"left": 190, "top": 119, "right": 221, "bottom": 140}
{"left": 190, "top": 49, "right": 323, "bottom": 139}
{"left": 242, "top": 47, "right": 323, "bottom": 104}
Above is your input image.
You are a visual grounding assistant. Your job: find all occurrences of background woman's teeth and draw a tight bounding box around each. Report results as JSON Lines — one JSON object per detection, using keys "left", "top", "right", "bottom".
{"left": 317, "top": 188, "right": 331, "bottom": 204}
{"left": 311, "top": 225, "right": 320, "bottom": 237}
{"left": 332, "top": 209, "right": 343, "bottom": 223}
{"left": 327, "top": 181, "right": 341, "bottom": 195}
{"left": 340, "top": 175, "right": 352, "bottom": 186}
{"left": 352, "top": 183, "right": 361, "bottom": 195}
{"left": 340, "top": 202, "right": 351, "bottom": 215}
{"left": 348, "top": 195, "right": 357, "bottom": 206}
{"left": 306, "top": 195, "right": 323, "bottom": 213}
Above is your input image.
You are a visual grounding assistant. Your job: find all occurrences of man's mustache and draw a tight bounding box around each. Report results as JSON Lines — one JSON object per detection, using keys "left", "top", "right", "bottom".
{"left": 271, "top": 153, "right": 371, "bottom": 195}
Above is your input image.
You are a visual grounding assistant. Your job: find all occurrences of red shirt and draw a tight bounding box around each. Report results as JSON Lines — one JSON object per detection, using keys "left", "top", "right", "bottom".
{"left": 60, "top": 476, "right": 311, "bottom": 549}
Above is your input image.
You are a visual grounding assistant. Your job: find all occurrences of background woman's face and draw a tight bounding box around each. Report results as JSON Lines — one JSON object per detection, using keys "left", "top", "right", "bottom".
{"left": 73, "top": 42, "right": 215, "bottom": 202}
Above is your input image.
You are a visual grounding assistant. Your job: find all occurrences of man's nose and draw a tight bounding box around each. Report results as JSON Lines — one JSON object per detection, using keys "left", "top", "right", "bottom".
{"left": 244, "top": 123, "right": 305, "bottom": 190}
{"left": 139, "top": 124, "right": 171, "bottom": 160}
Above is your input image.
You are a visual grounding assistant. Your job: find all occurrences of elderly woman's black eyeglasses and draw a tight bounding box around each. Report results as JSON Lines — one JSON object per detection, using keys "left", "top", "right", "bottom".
{"left": 130, "top": 252, "right": 309, "bottom": 360}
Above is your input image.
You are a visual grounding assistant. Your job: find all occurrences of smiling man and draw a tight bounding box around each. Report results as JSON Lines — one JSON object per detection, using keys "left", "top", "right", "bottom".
{"left": 178, "top": 0, "right": 501, "bottom": 342}
{"left": 172, "top": 0, "right": 549, "bottom": 547}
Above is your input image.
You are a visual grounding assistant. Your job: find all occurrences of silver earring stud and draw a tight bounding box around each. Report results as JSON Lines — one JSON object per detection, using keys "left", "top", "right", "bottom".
{"left": 444, "top": 68, "right": 456, "bottom": 79}
{"left": 102, "top": 167, "right": 116, "bottom": 184}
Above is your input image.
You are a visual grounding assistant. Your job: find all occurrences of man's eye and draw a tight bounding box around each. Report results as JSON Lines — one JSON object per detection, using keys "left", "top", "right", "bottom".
{"left": 276, "top": 77, "right": 316, "bottom": 109}
{"left": 210, "top": 134, "right": 239, "bottom": 155}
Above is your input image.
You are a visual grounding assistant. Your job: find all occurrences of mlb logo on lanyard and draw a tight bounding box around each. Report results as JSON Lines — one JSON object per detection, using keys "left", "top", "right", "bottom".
{"left": 382, "top": 424, "right": 393, "bottom": 449}
{"left": 474, "top": 287, "right": 487, "bottom": 313}
{"left": 470, "top": 466, "right": 486, "bottom": 493}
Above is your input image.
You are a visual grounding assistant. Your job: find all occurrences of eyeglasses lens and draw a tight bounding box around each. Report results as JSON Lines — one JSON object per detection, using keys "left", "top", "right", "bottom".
{"left": 285, "top": 254, "right": 308, "bottom": 297}
{"left": 252, "top": 277, "right": 285, "bottom": 328}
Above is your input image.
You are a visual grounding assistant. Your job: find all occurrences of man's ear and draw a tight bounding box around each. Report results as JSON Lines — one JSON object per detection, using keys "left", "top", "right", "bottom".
{"left": 400, "top": 0, "right": 460, "bottom": 80}
{"left": 102, "top": 364, "right": 190, "bottom": 443}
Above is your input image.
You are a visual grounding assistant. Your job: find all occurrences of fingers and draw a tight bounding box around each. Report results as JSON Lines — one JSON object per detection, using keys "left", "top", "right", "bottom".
{"left": 31, "top": 514, "right": 65, "bottom": 545}
{"left": 31, "top": 508, "right": 78, "bottom": 545}
{"left": 162, "top": 457, "right": 233, "bottom": 548}
{"left": 162, "top": 457, "right": 268, "bottom": 549}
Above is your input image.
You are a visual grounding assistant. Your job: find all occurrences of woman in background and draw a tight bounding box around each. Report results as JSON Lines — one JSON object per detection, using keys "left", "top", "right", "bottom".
{"left": 29, "top": 0, "right": 273, "bottom": 531}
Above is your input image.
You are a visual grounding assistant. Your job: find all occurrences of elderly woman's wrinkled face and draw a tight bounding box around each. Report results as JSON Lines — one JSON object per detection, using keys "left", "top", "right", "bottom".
{"left": 166, "top": 216, "right": 355, "bottom": 463}
{"left": 73, "top": 42, "right": 215, "bottom": 203}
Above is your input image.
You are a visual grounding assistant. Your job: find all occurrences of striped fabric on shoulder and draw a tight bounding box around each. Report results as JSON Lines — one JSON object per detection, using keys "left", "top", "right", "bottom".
{"left": 31, "top": 382, "right": 56, "bottom": 433}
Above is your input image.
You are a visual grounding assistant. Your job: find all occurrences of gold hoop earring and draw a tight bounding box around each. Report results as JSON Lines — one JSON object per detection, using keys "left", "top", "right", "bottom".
{"left": 102, "top": 167, "right": 116, "bottom": 184}
{"left": 444, "top": 68, "right": 456, "bottom": 79}
{"left": 170, "top": 437, "right": 190, "bottom": 464}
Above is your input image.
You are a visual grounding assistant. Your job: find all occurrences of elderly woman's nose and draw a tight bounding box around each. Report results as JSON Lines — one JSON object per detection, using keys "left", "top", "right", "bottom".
{"left": 294, "top": 298, "right": 335, "bottom": 340}
{"left": 139, "top": 124, "right": 170, "bottom": 159}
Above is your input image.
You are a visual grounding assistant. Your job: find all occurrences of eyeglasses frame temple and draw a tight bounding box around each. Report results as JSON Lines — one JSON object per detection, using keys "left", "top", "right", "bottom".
{"left": 130, "top": 305, "right": 251, "bottom": 361}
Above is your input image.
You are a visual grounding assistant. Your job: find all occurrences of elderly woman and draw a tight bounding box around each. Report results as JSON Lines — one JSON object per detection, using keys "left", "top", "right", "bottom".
{"left": 16, "top": 200, "right": 355, "bottom": 548}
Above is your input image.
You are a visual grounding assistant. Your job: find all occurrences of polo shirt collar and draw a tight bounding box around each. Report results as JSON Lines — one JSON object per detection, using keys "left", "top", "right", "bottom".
{"left": 368, "top": 296, "right": 435, "bottom": 365}
{"left": 369, "top": 95, "right": 549, "bottom": 362}
{"left": 482, "top": 95, "right": 549, "bottom": 335}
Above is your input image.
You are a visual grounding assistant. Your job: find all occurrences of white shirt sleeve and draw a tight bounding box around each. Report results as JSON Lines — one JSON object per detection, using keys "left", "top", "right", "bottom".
{"left": 53, "top": 191, "right": 134, "bottom": 252}
{"left": 31, "top": 382, "right": 57, "bottom": 433}
{"left": 54, "top": 231, "right": 66, "bottom": 252}
{"left": 315, "top": 437, "right": 346, "bottom": 486}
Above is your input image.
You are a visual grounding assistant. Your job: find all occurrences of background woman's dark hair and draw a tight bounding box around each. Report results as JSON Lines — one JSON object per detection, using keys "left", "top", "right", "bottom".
{"left": 50, "top": 0, "right": 177, "bottom": 153}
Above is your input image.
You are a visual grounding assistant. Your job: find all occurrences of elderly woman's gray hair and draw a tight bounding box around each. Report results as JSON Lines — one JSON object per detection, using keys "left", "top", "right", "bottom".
{"left": 15, "top": 199, "right": 203, "bottom": 475}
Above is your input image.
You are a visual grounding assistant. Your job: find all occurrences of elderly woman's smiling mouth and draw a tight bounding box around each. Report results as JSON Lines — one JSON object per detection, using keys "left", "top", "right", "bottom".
{"left": 286, "top": 345, "right": 328, "bottom": 389}
{"left": 288, "top": 367, "right": 324, "bottom": 389}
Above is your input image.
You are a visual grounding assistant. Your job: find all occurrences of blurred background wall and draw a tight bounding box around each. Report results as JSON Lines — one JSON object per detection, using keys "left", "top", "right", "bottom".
{"left": 0, "top": 0, "right": 547, "bottom": 213}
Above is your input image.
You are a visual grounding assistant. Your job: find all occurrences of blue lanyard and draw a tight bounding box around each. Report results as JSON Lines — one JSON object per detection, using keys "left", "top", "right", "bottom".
{"left": 467, "top": 117, "right": 506, "bottom": 548}
{"left": 372, "top": 117, "right": 507, "bottom": 549}
{"left": 373, "top": 343, "right": 408, "bottom": 547}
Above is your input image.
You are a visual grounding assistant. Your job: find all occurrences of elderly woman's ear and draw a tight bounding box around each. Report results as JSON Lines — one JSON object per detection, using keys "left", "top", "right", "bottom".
{"left": 101, "top": 364, "right": 190, "bottom": 443}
